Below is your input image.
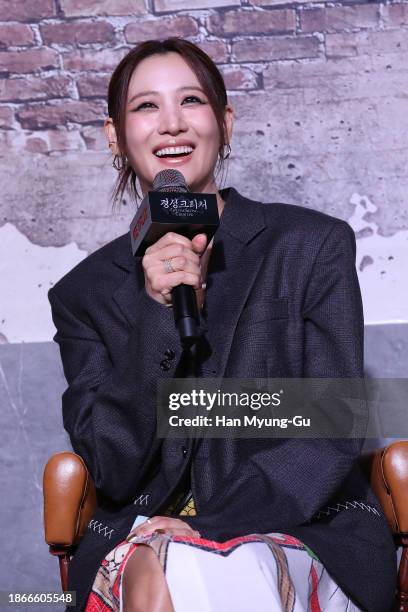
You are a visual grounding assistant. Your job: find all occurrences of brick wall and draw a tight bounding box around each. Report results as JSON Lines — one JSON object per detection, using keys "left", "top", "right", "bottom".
{"left": 0, "top": 0, "right": 407, "bottom": 330}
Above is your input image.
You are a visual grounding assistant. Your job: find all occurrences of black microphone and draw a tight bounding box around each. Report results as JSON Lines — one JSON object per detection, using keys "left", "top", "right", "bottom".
{"left": 130, "top": 169, "right": 219, "bottom": 347}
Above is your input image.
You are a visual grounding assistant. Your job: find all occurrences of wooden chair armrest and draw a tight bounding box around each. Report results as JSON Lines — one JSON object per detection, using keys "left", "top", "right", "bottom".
{"left": 43, "top": 451, "right": 97, "bottom": 549}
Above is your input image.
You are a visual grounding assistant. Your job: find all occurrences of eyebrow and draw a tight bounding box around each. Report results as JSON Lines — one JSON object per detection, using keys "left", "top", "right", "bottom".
{"left": 128, "top": 86, "right": 205, "bottom": 105}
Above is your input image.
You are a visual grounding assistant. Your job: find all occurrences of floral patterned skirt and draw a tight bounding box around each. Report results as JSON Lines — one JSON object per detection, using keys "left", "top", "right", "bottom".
{"left": 85, "top": 529, "right": 362, "bottom": 612}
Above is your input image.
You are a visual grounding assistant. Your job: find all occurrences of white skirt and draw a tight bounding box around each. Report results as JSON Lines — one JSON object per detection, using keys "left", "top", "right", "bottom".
{"left": 86, "top": 531, "right": 362, "bottom": 611}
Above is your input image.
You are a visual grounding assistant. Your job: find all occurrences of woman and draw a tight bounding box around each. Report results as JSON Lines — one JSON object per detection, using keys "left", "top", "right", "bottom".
{"left": 49, "top": 38, "right": 396, "bottom": 611}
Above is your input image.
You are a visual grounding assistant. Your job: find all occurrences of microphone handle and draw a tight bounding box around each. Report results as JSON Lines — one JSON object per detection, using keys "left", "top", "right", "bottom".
{"left": 171, "top": 284, "right": 199, "bottom": 347}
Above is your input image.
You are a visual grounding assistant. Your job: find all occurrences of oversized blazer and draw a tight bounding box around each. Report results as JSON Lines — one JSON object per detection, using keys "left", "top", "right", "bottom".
{"left": 49, "top": 187, "right": 396, "bottom": 612}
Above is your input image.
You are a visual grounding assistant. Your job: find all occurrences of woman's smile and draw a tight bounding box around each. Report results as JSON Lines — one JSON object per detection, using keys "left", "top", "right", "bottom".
{"left": 152, "top": 140, "right": 196, "bottom": 166}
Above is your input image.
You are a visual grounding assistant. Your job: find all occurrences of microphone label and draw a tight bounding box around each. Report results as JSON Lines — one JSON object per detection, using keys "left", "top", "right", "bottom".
{"left": 130, "top": 191, "right": 219, "bottom": 257}
{"left": 149, "top": 191, "right": 218, "bottom": 221}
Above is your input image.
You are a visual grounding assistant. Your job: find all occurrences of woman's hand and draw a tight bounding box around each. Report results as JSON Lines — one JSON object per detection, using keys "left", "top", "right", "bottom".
{"left": 142, "top": 232, "right": 208, "bottom": 306}
{"left": 127, "top": 516, "right": 201, "bottom": 539}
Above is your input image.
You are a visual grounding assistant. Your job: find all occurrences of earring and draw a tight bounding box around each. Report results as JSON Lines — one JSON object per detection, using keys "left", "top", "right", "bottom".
{"left": 112, "top": 154, "right": 127, "bottom": 171}
{"left": 220, "top": 143, "right": 231, "bottom": 160}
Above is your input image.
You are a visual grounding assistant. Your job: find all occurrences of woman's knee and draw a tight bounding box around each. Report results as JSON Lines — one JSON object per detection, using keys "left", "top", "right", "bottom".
{"left": 122, "top": 545, "right": 174, "bottom": 612}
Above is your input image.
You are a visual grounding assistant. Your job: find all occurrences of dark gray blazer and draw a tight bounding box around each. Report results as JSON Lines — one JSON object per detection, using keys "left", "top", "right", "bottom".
{"left": 49, "top": 187, "right": 396, "bottom": 612}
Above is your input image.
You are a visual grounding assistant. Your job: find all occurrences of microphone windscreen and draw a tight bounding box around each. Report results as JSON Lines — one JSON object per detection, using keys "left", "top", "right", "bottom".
{"left": 152, "top": 169, "right": 188, "bottom": 193}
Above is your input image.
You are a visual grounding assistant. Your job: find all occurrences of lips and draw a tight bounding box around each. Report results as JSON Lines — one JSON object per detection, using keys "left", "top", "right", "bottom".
{"left": 154, "top": 148, "right": 193, "bottom": 158}
{"left": 152, "top": 140, "right": 196, "bottom": 155}
{"left": 154, "top": 150, "right": 194, "bottom": 166}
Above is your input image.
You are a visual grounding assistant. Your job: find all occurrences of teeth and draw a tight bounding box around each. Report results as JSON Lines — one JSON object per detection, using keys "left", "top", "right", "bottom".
{"left": 155, "top": 146, "right": 194, "bottom": 157}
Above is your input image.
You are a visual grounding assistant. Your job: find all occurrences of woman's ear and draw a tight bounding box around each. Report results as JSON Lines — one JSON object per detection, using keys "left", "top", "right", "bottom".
{"left": 104, "top": 118, "right": 119, "bottom": 156}
{"left": 224, "top": 103, "right": 234, "bottom": 145}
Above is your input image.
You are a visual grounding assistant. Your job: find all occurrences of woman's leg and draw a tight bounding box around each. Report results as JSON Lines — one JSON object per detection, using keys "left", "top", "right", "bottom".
{"left": 122, "top": 544, "right": 175, "bottom": 612}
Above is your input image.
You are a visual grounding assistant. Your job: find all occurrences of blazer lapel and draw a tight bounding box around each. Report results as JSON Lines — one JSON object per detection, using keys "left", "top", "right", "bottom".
{"left": 111, "top": 233, "right": 146, "bottom": 328}
{"left": 201, "top": 187, "right": 268, "bottom": 377}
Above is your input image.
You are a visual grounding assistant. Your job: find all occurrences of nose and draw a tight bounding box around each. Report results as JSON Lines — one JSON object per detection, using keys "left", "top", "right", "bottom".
{"left": 158, "top": 100, "right": 188, "bottom": 135}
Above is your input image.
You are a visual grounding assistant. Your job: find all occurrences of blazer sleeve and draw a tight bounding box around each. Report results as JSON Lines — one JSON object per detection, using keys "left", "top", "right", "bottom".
{"left": 302, "top": 220, "right": 364, "bottom": 378}
{"left": 48, "top": 287, "right": 179, "bottom": 505}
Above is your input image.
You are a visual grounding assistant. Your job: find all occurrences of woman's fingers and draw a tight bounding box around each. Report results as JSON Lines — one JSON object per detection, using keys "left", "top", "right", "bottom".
{"left": 145, "top": 232, "right": 192, "bottom": 255}
{"left": 129, "top": 516, "right": 200, "bottom": 539}
{"left": 191, "top": 233, "right": 207, "bottom": 255}
{"left": 144, "top": 242, "right": 197, "bottom": 265}
{"left": 144, "top": 245, "right": 202, "bottom": 278}
{"left": 139, "top": 516, "right": 189, "bottom": 531}
{"left": 147, "top": 269, "right": 202, "bottom": 294}
{"left": 142, "top": 232, "right": 206, "bottom": 304}
{"left": 146, "top": 254, "right": 201, "bottom": 283}
{"left": 155, "top": 527, "right": 201, "bottom": 538}
{"left": 145, "top": 250, "right": 201, "bottom": 277}
{"left": 128, "top": 529, "right": 201, "bottom": 541}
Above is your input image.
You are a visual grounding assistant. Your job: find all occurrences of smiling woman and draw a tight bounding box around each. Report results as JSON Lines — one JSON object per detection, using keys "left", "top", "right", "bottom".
{"left": 104, "top": 39, "right": 233, "bottom": 212}
{"left": 48, "top": 38, "right": 397, "bottom": 612}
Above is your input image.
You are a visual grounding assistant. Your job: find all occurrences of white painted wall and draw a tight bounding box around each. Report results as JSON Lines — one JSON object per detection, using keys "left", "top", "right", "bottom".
{"left": 0, "top": 223, "right": 87, "bottom": 343}
{"left": 349, "top": 193, "right": 408, "bottom": 325}
{"left": 1, "top": 193, "right": 407, "bottom": 343}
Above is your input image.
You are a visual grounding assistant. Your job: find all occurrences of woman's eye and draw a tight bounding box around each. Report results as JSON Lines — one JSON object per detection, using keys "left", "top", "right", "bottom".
{"left": 183, "top": 95, "right": 204, "bottom": 104}
{"left": 135, "top": 101, "right": 156, "bottom": 110}
{"left": 134, "top": 96, "right": 205, "bottom": 111}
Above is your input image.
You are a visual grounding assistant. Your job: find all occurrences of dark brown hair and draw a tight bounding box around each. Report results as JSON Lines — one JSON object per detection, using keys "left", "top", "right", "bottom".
{"left": 107, "top": 37, "right": 231, "bottom": 207}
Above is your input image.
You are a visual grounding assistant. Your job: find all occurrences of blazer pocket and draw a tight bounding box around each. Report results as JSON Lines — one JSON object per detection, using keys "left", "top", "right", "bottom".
{"left": 239, "top": 297, "right": 289, "bottom": 326}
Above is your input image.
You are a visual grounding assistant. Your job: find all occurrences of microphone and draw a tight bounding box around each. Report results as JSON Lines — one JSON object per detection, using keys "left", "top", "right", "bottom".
{"left": 130, "top": 169, "right": 219, "bottom": 347}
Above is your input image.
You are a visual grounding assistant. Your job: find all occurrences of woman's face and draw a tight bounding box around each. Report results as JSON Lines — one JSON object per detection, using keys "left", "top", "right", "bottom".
{"left": 122, "top": 52, "right": 233, "bottom": 195}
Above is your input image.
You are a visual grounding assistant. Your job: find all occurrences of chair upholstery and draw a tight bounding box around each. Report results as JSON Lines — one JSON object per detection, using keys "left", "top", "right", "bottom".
{"left": 372, "top": 442, "right": 408, "bottom": 534}
{"left": 44, "top": 452, "right": 97, "bottom": 547}
{"left": 43, "top": 452, "right": 97, "bottom": 591}
{"left": 43, "top": 442, "right": 408, "bottom": 608}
